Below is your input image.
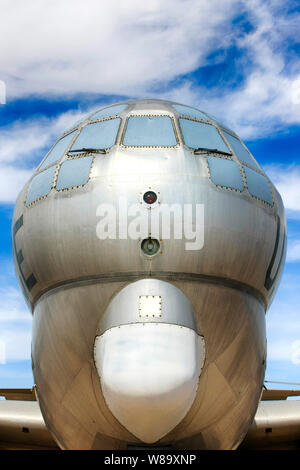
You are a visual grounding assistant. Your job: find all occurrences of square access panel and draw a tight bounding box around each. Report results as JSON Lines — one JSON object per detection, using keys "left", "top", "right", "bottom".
{"left": 139, "top": 295, "right": 162, "bottom": 318}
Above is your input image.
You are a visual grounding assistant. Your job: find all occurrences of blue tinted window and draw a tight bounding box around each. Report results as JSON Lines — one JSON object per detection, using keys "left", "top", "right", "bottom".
{"left": 26, "top": 165, "right": 56, "bottom": 205}
{"left": 179, "top": 119, "right": 230, "bottom": 153}
{"left": 123, "top": 116, "right": 177, "bottom": 147}
{"left": 90, "top": 104, "right": 128, "bottom": 120}
{"left": 70, "top": 118, "right": 121, "bottom": 152}
{"left": 207, "top": 157, "right": 244, "bottom": 191}
{"left": 223, "top": 132, "right": 259, "bottom": 169}
{"left": 72, "top": 115, "right": 90, "bottom": 128}
{"left": 243, "top": 166, "right": 273, "bottom": 204}
{"left": 203, "top": 112, "right": 231, "bottom": 131}
{"left": 40, "top": 131, "right": 77, "bottom": 170}
{"left": 56, "top": 156, "right": 94, "bottom": 190}
{"left": 173, "top": 104, "right": 209, "bottom": 120}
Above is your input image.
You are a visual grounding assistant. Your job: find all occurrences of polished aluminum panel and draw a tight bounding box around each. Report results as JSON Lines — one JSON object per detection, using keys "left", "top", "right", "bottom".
{"left": 98, "top": 279, "right": 197, "bottom": 334}
{"left": 0, "top": 400, "right": 57, "bottom": 449}
{"left": 242, "top": 400, "right": 300, "bottom": 449}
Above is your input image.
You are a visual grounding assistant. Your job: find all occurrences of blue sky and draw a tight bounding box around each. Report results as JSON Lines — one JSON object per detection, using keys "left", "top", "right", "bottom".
{"left": 0, "top": 0, "right": 300, "bottom": 390}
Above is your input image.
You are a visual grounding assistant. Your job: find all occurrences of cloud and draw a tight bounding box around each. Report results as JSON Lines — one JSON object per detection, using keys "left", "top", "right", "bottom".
{"left": 196, "top": 1, "right": 300, "bottom": 138}
{"left": 264, "top": 164, "right": 300, "bottom": 213}
{"left": 291, "top": 340, "right": 300, "bottom": 365}
{"left": 1, "top": 0, "right": 239, "bottom": 98}
{"left": 0, "top": 1, "right": 299, "bottom": 140}
{"left": 0, "top": 286, "right": 32, "bottom": 362}
{"left": 0, "top": 109, "right": 91, "bottom": 203}
{"left": 0, "top": 286, "right": 31, "bottom": 323}
{"left": 286, "top": 241, "right": 300, "bottom": 263}
{"left": 266, "top": 273, "right": 300, "bottom": 364}
{"left": 0, "top": 328, "right": 31, "bottom": 362}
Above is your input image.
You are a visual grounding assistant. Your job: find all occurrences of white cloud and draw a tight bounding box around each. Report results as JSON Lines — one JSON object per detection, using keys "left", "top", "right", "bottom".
{"left": 0, "top": 165, "right": 34, "bottom": 204}
{"left": 196, "top": 1, "right": 300, "bottom": 138}
{"left": 291, "top": 340, "right": 300, "bottom": 365}
{"left": 0, "top": 1, "right": 299, "bottom": 139}
{"left": 0, "top": 328, "right": 31, "bottom": 362}
{"left": 0, "top": 109, "right": 89, "bottom": 165}
{"left": 264, "top": 164, "right": 300, "bottom": 213}
{"left": 0, "top": 286, "right": 32, "bottom": 362}
{"left": 0, "top": 286, "right": 31, "bottom": 323}
{"left": 0, "top": 0, "right": 239, "bottom": 98}
{"left": 0, "top": 109, "right": 91, "bottom": 203}
{"left": 286, "top": 241, "right": 300, "bottom": 263}
{"left": 266, "top": 274, "right": 300, "bottom": 363}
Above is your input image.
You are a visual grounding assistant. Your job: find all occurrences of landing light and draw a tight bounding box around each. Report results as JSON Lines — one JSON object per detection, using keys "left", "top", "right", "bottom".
{"left": 141, "top": 238, "right": 160, "bottom": 256}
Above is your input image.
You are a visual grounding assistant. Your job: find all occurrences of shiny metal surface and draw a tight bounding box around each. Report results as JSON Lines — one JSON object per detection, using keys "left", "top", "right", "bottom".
{"left": 0, "top": 400, "right": 57, "bottom": 449}
{"left": 242, "top": 400, "right": 300, "bottom": 449}
{"left": 11, "top": 99, "right": 286, "bottom": 449}
{"left": 98, "top": 279, "right": 197, "bottom": 334}
{"left": 94, "top": 323, "right": 205, "bottom": 443}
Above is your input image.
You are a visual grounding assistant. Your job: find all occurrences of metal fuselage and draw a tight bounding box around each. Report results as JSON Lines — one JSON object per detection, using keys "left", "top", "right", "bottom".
{"left": 12, "top": 99, "right": 286, "bottom": 449}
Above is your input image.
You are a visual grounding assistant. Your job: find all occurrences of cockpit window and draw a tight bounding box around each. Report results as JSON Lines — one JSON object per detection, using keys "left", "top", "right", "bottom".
{"left": 179, "top": 118, "right": 230, "bottom": 153}
{"left": 39, "top": 130, "right": 77, "bottom": 170}
{"left": 26, "top": 165, "right": 56, "bottom": 205}
{"left": 89, "top": 104, "right": 128, "bottom": 120}
{"left": 173, "top": 104, "right": 209, "bottom": 121}
{"left": 69, "top": 118, "right": 121, "bottom": 152}
{"left": 122, "top": 116, "right": 178, "bottom": 147}
{"left": 223, "top": 131, "right": 259, "bottom": 169}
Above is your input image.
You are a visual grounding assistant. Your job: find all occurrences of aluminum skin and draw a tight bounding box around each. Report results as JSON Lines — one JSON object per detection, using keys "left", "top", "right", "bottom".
{"left": 12, "top": 99, "right": 286, "bottom": 449}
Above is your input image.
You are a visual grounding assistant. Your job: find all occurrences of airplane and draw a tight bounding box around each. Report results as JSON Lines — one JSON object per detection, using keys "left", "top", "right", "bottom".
{"left": 1, "top": 98, "right": 300, "bottom": 450}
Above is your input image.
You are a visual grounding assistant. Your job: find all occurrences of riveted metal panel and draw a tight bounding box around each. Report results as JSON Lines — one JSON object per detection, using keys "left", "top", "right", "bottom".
{"left": 98, "top": 279, "right": 197, "bottom": 334}
{"left": 139, "top": 295, "right": 162, "bottom": 318}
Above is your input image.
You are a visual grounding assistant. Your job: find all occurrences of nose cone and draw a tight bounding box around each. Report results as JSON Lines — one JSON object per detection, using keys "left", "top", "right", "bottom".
{"left": 94, "top": 323, "right": 205, "bottom": 443}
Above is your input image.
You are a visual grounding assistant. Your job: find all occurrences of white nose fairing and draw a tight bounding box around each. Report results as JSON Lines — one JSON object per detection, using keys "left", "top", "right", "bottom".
{"left": 93, "top": 279, "right": 205, "bottom": 443}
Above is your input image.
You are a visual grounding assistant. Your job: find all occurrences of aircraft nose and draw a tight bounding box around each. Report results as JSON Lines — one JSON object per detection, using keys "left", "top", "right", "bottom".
{"left": 93, "top": 280, "right": 205, "bottom": 443}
